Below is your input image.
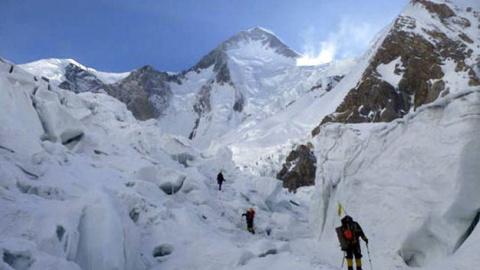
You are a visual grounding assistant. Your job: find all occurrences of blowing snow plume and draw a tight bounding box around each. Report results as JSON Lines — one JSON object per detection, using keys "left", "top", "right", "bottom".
{"left": 297, "top": 18, "right": 375, "bottom": 66}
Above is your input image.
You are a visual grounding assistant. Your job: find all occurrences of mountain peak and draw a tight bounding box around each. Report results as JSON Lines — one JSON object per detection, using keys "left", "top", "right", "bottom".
{"left": 242, "top": 26, "right": 277, "bottom": 40}
{"left": 226, "top": 27, "right": 300, "bottom": 58}
{"left": 189, "top": 27, "right": 299, "bottom": 82}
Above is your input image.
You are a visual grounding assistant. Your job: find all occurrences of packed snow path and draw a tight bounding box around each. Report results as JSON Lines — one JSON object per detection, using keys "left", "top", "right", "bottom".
{"left": 147, "top": 171, "right": 337, "bottom": 270}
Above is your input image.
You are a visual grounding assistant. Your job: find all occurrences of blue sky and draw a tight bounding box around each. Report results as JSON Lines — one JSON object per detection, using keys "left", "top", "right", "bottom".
{"left": 1, "top": 0, "right": 409, "bottom": 72}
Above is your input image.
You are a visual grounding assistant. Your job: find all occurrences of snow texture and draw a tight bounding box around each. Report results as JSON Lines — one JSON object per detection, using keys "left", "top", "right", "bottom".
{"left": 1, "top": 1, "right": 480, "bottom": 269}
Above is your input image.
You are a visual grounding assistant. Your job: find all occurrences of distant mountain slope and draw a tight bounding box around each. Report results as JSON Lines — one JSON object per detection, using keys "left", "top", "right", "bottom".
{"left": 163, "top": 27, "right": 348, "bottom": 148}
{"left": 19, "top": 58, "right": 129, "bottom": 87}
{"left": 0, "top": 54, "right": 318, "bottom": 270}
{"left": 313, "top": 0, "right": 480, "bottom": 135}
{"left": 20, "top": 27, "right": 352, "bottom": 149}
{"left": 278, "top": 0, "right": 480, "bottom": 192}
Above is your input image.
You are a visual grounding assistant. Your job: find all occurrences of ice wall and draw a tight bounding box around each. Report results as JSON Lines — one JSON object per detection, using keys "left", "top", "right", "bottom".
{"left": 310, "top": 90, "right": 480, "bottom": 269}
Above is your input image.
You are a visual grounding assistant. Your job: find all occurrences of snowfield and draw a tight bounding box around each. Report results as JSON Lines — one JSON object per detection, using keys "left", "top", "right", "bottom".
{"left": 0, "top": 59, "right": 326, "bottom": 270}
{"left": 2, "top": 0, "right": 480, "bottom": 269}
{"left": 3, "top": 54, "right": 480, "bottom": 270}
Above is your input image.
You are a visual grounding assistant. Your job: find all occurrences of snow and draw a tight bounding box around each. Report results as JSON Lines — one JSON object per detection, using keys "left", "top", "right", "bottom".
{"left": 18, "top": 58, "right": 129, "bottom": 85}
{"left": 1, "top": 1, "right": 480, "bottom": 269}
{"left": 310, "top": 89, "right": 480, "bottom": 270}
{"left": 215, "top": 27, "right": 385, "bottom": 175}
{"left": 376, "top": 57, "right": 403, "bottom": 87}
{"left": 0, "top": 59, "right": 325, "bottom": 270}
{"left": 4, "top": 55, "right": 479, "bottom": 269}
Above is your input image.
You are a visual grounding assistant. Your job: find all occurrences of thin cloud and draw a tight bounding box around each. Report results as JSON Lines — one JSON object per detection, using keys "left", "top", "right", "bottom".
{"left": 297, "top": 18, "right": 375, "bottom": 66}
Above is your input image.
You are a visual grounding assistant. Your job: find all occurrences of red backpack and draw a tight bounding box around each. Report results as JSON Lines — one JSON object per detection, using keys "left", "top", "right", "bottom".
{"left": 343, "top": 228, "right": 353, "bottom": 241}
{"left": 247, "top": 210, "right": 255, "bottom": 220}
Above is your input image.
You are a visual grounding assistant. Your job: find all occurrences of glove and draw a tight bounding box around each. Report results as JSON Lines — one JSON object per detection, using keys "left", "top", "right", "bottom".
{"left": 364, "top": 238, "right": 369, "bottom": 244}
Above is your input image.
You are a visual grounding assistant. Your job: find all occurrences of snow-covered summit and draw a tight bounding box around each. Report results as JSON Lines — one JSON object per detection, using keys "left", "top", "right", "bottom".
{"left": 20, "top": 58, "right": 85, "bottom": 85}
{"left": 156, "top": 27, "right": 354, "bottom": 148}
{"left": 186, "top": 27, "right": 299, "bottom": 87}
{"left": 226, "top": 27, "right": 300, "bottom": 59}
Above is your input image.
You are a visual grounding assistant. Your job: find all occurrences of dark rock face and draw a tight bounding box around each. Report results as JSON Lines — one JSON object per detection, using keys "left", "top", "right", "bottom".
{"left": 233, "top": 90, "right": 245, "bottom": 112}
{"left": 312, "top": 1, "right": 480, "bottom": 136}
{"left": 110, "top": 66, "right": 173, "bottom": 120}
{"left": 189, "top": 83, "right": 213, "bottom": 139}
{"left": 190, "top": 48, "right": 232, "bottom": 85}
{"left": 277, "top": 144, "right": 316, "bottom": 192}
{"left": 58, "top": 64, "right": 174, "bottom": 121}
{"left": 412, "top": 0, "right": 455, "bottom": 22}
{"left": 59, "top": 63, "right": 111, "bottom": 94}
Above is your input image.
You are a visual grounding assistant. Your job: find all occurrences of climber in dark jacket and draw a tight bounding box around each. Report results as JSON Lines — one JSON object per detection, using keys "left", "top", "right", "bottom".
{"left": 217, "top": 170, "right": 225, "bottom": 190}
{"left": 337, "top": 215, "right": 368, "bottom": 270}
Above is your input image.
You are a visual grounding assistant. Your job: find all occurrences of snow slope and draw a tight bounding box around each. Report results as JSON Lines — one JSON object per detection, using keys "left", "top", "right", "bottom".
{"left": 2, "top": 1, "right": 480, "bottom": 270}
{"left": 19, "top": 58, "right": 130, "bottom": 85}
{"left": 17, "top": 28, "right": 354, "bottom": 152}
{"left": 4, "top": 51, "right": 480, "bottom": 270}
{"left": 0, "top": 58, "right": 332, "bottom": 270}
{"left": 162, "top": 28, "right": 352, "bottom": 150}
{"left": 311, "top": 89, "right": 480, "bottom": 270}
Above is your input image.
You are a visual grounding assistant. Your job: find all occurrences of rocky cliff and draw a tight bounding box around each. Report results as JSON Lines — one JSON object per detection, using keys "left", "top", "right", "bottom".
{"left": 312, "top": 0, "right": 480, "bottom": 136}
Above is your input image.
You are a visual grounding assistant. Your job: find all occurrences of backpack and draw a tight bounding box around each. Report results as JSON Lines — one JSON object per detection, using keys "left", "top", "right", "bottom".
{"left": 343, "top": 228, "right": 353, "bottom": 241}
{"left": 247, "top": 210, "right": 255, "bottom": 220}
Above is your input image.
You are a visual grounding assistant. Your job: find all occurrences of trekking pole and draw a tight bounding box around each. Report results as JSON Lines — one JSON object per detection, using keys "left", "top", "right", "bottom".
{"left": 366, "top": 243, "right": 373, "bottom": 270}
{"left": 341, "top": 251, "right": 345, "bottom": 269}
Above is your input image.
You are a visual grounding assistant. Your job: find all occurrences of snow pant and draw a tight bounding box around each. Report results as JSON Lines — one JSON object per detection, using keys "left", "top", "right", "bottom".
{"left": 246, "top": 220, "right": 255, "bottom": 234}
{"left": 345, "top": 243, "right": 362, "bottom": 270}
{"left": 218, "top": 181, "right": 223, "bottom": 190}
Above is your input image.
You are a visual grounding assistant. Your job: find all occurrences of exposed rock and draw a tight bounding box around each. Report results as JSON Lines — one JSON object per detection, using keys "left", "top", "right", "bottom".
{"left": 3, "top": 250, "right": 34, "bottom": 270}
{"left": 190, "top": 83, "right": 213, "bottom": 139}
{"left": 110, "top": 65, "right": 173, "bottom": 120}
{"left": 153, "top": 244, "right": 174, "bottom": 258}
{"left": 277, "top": 144, "right": 316, "bottom": 192}
{"left": 190, "top": 47, "right": 231, "bottom": 85}
{"left": 59, "top": 63, "right": 111, "bottom": 94}
{"left": 312, "top": 3, "right": 479, "bottom": 136}
{"left": 412, "top": 0, "right": 455, "bottom": 22}
{"left": 233, "top": 90, "right": 245, "bottom": 112}
{"left": 459, "top": 33, "right": 474, "bottom": 44}
{"left": 57, "top": 63, "right": 174, "bottom": 121}
{"left": 129, "top": 208, "right": 140, "bottom": 223}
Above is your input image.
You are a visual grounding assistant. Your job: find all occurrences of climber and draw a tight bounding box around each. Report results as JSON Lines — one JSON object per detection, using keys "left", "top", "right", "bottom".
{"left": 242, "top": 207, "right": 255, "bottom": 234}
{"left": 336, "top": 215, "right": 369, "bottom": 270}
{"left": 217, "top": 170, "right": 226, "bottom": 190}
